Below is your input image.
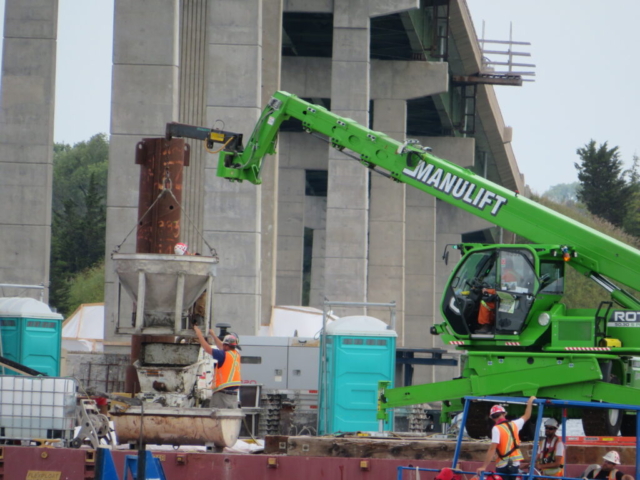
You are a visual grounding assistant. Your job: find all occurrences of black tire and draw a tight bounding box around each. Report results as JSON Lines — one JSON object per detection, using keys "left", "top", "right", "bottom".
{"left": 465, "top": 401, "right": 493, "bottom": 439}
{"left": 517, "top": 419, "right": 536, "bottom": 442}
{"left": 620, "top": 413, "right": 637, "bottom": 437}
{"left": 582, "top": 407, "right": 623, "bottom": 436}
{"left": 582, "top": 375, "right": 623, "bottom": 436}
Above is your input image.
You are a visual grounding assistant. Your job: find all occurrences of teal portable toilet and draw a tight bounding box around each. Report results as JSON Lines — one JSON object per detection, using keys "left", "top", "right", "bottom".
{"left": 318, "top": 315, "right": 396, "bottom": 434}
{"left": 0, "top": 298, "right": 64, "bottom": 376}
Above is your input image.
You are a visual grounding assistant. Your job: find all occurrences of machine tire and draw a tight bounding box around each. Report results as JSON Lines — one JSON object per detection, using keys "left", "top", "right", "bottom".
{"left": 582, "top": 376, "right": 623, "bottom": 436}
{"left": 516, "top": 418, "right": 536, "bottom": 442}
{"left": 620, "top": 413, "right": 637, "bottom": 437}
{"left": 465, "top": 401, "right": 493, "bottom": 439}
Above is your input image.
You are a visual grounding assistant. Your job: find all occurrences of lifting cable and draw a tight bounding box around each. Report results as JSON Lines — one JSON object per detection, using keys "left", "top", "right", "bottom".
{"left": 112, "top": 168, "right": 218, "bottom": 259}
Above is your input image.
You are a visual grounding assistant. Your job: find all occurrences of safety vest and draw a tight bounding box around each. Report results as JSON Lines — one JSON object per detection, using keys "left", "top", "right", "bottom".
{"left": 591, "top": 468, "right": 619, "bottom": 480}
{"left": 478, "top": 288, "right": 496, "bottom": 326}
{"left": 212, "top": 349, "right": 242, "bottom": 392}
{"left": 495, "top": 420, "right": 523, "bottom": 467}
{"left": 538, "top": 436, "right": 564, "bottom": 477}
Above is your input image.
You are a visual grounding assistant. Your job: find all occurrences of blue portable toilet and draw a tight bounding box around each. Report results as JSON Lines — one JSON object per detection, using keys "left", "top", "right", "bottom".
{"left": 0, "top": 297, "right": 64, "bottom": 376}
{"left": 318, "top": 315, "right": 396, "bottom": 435}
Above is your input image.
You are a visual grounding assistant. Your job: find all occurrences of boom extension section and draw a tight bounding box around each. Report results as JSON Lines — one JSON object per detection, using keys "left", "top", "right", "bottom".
{"left": 196, "top": 91, "right": 640, "bottom": 294}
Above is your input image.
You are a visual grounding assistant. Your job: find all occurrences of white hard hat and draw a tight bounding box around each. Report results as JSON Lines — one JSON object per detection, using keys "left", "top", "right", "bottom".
{"left": 603, "top": 451, "right": 621, "bottom": 465}
{"left": 174, "top": 242, "right": 188, "bottom": 255}
{"left": 490, "top": 404, "right": 506, "bottom": 416}
{"left": 544, "top": 418, "right": 559, "bottom": 428}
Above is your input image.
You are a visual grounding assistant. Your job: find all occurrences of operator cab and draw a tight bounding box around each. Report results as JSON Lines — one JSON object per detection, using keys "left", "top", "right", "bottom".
{"left": 443, "top": 247, "right": 539, "bottom": 336}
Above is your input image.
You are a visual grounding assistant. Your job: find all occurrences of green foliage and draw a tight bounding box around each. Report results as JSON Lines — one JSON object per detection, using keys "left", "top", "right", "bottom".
{"left": 50, "top": 135, "right": 109, "bottom": 315}
{"left": 622, "top": 154, "right": 640, "bottom": 237}
{"left": 53, "top": 134, "right": 109, "bottom": 214}
{"left": 59, "top": 262, "right": 105, "bottom": 316}
{"left": 574, "top": 140, "right": 630, "bottom": 228}
{"left": 542, "top": 182, "right": 579, "bottom": 204}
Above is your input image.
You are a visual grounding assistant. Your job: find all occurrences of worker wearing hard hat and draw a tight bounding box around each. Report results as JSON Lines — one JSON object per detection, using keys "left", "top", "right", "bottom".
{"left": 476, "top": 396, "right": 536, "bottom": 476}
{"left": 525, "top": 418, "right": 565, "bottom": 477}
{"left": 193, "top": 325, "right": 242, "bottom": 409}
{"left": 583, "top": 451, "right": 630, "bottom": 480}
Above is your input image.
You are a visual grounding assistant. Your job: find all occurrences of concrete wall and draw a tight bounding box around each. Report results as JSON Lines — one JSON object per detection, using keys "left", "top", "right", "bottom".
{"left": 0, "top": 0, "right": 58, "bottom": 300}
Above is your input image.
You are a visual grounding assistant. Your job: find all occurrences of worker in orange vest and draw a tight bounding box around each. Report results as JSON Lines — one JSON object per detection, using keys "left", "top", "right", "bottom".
{"left": 193, "top": 325, "right": 242, "bottom": 409}
{"left": 476, "top": 396, "right": 536, "bottom": 476}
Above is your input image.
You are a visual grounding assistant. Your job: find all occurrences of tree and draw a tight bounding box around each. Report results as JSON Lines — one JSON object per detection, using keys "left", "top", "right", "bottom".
{"left": 62, "top": 262, "right": 106, "bottom": 316}
{"left": 52, "top": 134, "right": 109, "bottom": 214}
{"left": 542, "top": 182, "right": 579, "bottom": 204}
{"left": 623, "top": 154, "right": 640, "bottom": 237}
{"left": 50, "top": 135, "right": 109, "bottom": 314}
{"left": 574, "top": 140, "right": 629, "bottom": 228}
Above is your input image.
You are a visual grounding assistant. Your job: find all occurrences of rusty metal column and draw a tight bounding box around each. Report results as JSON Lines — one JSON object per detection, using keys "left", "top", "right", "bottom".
{"left": 135, "top": 138, "right": 190, "bottom": 254}
{"left": 124, "top": 137, "right": 189, "bottom": 394}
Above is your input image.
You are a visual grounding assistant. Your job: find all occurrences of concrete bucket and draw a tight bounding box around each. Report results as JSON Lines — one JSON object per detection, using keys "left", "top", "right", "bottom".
{"left": 112, "top": 253, "right": 217, "bottom": 335}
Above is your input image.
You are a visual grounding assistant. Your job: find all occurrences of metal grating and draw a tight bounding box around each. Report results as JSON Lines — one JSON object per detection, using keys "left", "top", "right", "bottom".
{"left": 558, "top": 321, "right": 592, "bottom": 342}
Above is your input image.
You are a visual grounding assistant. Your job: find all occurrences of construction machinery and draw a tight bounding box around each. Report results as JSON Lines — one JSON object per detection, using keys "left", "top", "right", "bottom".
{"left": 166, "top": 91, "right": 640, "bottom": 437}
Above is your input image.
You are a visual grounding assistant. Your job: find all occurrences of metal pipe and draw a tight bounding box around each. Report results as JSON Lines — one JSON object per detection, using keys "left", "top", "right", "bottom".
{"left": 320, "top": 301, "right": 329, "bottom": 435}
{"left": 135, "top": 271, "right": 146, "bottom": 332}
{"left": 390, "top": 302, "right": 396, "bottom": 332}
{"left": 451, "top": 400, "right": 470, "bottom": 468}
{"left": 204, "top": 274, "right": 213, "bottom": 332}
{"left": 0, "top": 283, "right": 45, "bottom": 290}
{"left": 526, "top": 403, "right": 545, "bottom": 480}
{"left": 174, "top": 273, "right": 185, "bottom": 332}
{"left": 323, "top": 301, "right": 396, "bottom": 308}
{"left": 137, "top": 401, "right": 146, "bottom": 480}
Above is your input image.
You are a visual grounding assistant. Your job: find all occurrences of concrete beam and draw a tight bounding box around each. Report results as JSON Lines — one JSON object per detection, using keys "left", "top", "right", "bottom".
{"left": 283, "top": 0, "right": 419, "bottom": 17}
{"left": 370, "top": 0, "right": 419, "bottom": 18}
{"left": 449, "top": 0, "right": 482, "bottom": 76}
{"left": 283, "top": 0, "right": 332, "bottom": 13}
{"left": 476, "top": 86, "right": 524, "bottom": 193}
{"left": 282, "top": 57, "right": 448, "bottom": 100}
{"left": 370, "top": 60, "right": 448, "bottom": 100}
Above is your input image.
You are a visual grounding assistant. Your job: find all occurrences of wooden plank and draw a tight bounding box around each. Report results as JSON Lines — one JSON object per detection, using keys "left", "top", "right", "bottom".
{"left": 265, "top": 435, "right": 637, "bottom": 465}
{"left": 284, "top": 436, "right": 488, "bottom": 460}
{"left": 264, "top": 435, "right": 291, "bottom": 454}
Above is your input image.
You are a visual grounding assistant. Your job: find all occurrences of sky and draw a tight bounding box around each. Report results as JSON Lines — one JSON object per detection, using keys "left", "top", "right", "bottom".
{"left": 466, "top": 0, "right": 640, "bottom": 194}
{"left": 1, "top": 1, "right": 639, "bottom": 194}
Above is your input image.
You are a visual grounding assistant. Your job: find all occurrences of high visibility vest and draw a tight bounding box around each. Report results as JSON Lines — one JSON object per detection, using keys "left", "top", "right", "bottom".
{"left": 591, "top": 468, "right": 619, "bottom": 480}
{"left": 495, "top": 421, "right": 523, "bottom": 467}
{"left": 478, "top": 288, "right": 496, "bottom": 326}
{"left": 538, "top": 436, "right": 564, "bottom": 477}
{"left": 212, "top": 349, "right": 242, "bottom": 392}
